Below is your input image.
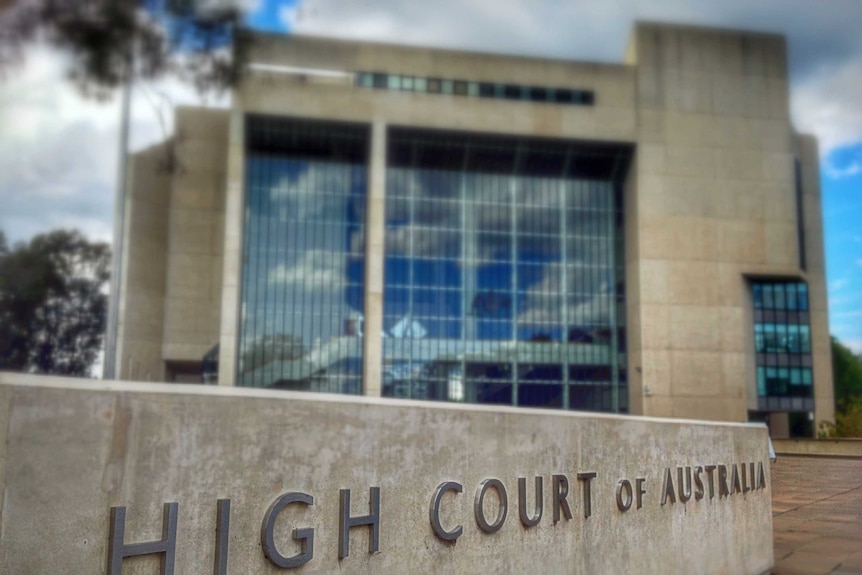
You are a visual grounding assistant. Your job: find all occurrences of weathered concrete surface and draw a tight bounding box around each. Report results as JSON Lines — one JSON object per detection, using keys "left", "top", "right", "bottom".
{"left": 0, "top": 373, "right": 773, "bottom": 574}
{"left": 771, "top": 455, "right": 862, "bottom": 575}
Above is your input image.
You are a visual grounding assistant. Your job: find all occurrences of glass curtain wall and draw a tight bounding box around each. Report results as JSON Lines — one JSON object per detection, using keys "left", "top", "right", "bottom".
{"left": 752, "top": 281, "right": 814, "bottom": 412}
{"left": 382, "top": 128, "right": 631, "bottom": 412}
{"left": 238, "top": 116, "right": 369, "bottom": 393}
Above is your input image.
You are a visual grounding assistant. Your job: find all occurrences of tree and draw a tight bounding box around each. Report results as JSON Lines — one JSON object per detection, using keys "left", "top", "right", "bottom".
{"left": 818, "top": 397, "right": 862, "bottom": 439}
{"left": 832, "top": 336, "right": 862, "bottom": 407}
{"left": 0, "top": 0, "right": 251, "bottom": 98}
{"left": 818, "top": 337, "right": 862, "bottom": 438}
{"left": 0, "top": 230, "right": 110, "bottom": 376}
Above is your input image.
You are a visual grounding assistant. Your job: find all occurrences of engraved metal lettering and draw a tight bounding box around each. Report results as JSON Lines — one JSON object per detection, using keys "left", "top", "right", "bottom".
{"left": 693, "top": 467, "right": 705, "bottom": 501}
{"left": 636, "top": 478, "right": 646, "bottom": 509}
{"left": 661, "top": 467, "right": 676, "bottom": 505}
{"left": 429, "top": 482, "right": 463, "bottom": 541}
{"left": 731, "top": 464, "right": 742, "bottom": 494}
{"left": 338, "top": 487, "right": 380, "bottom": 559}
{"left": 214, "top": 499, "right": 230, "bottom": 575}
{"left": 107, "top": 502, "right": 178, "bottom": 575}
{"left": 677, "top": 466, "right": 692, "bottom": 503}
{"left": 616, "top": 479, "right": 633, "bottom": 512}
{"left": 474, "top": 479, "right": 508, "bottom": 534}
{"left": 704, "top": 465, "right": 717, "bottom": 498}
{"left": 577, "top": 472, "right": 597, "bottom": 519}
{"left": 552, "top": 474, "right": 573, "bottom": 523}
{"left": 261, "top": 492, "right": 315, "bottom": 569}
{"left": 517, "top": 477, "right": 543, "bottom": 528}
{"left": 718, "top": 465, "right": 730, "bottom": 497}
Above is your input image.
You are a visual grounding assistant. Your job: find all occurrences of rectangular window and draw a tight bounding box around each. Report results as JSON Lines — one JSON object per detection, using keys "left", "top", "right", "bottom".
{"left": 795, "top": 159, "right": 807, "bottom": 271}
{"left": 240, "top": 116, "right": 370, "bottom": 394}
{"left": 383, "top": 127, "right": 631, "bottom": 412}
{"left": 751, "top": 280, "right": 814, "bottom": 405}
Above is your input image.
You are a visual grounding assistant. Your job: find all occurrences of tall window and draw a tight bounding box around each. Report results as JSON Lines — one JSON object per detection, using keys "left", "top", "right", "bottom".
{"left": 382, "top": 128, "right": 631, "bottom": 412}
{"left": 238, "top": 116, "right": 369, "bottom": 393}
{"left": 752, "top": 281, "right": 814, "bottom": 412}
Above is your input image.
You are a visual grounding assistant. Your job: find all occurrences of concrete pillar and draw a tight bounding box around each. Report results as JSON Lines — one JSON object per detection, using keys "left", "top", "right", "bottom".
{"left": 217, "top": 110, "right": 245, "bottom": 386}
{"left": 363, "top": 121, "right": 386, "bottom": 396}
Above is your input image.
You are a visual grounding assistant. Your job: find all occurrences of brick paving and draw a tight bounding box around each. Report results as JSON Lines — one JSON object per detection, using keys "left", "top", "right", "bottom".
{"left": 771, "top": 456, "right": 862, "bottom": 575}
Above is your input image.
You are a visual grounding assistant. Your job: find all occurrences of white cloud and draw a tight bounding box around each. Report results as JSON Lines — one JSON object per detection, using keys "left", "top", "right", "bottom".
{"left": 793, "top": 58, "right": 862, "bottom": 154}
{"left": 0, "top": 43, "right": 227, "bottom": 245}
{"left": 825, "top": 161, "right": 861, "bottom": 179}
{"left": 268, "top": 249, "right": 346, "bottom": 289}
{"left": 286, "top": 0, "right": 862, "bottom": 156}
{"left": 829, "top": 278, "right": 849, "bottom": 292}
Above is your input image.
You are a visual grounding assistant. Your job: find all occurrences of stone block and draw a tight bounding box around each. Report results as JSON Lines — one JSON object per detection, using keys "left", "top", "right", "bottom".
{"left": 640, "top": 304, "right": 671, "bottom": 350}
{"left": 762, "top": 153, "right": 794, "bottom": 186}
{"left": 663, "top": 178, "right": 729, "bottom": 219}
{"left": 764, "top": 222, "right": 798, "bottom": 268}
{"left": 638, "top": 259, "right": 669, "bottom": 304}
{"left": 669, "top": 306, "right": 722, "bottom": 351}
{"left": 719, "top": 221, "right": 765, "bottom": 264}
{"left": 714, "top": 149, "right": 764, "bottom": 182}
{"left": 721, "top": 352, "right": 748, "bottom": 399}
{"left": 670, "top": 350, "right": 724, "bottom": 397}
{"left": 169, "top": 209, "right": 216, "bottom": 256}
{"left": 720, "top": 307, "right": 746, "bottom": 353}
{"left": 665, "top": 261, "right": 720, "bottom": 306}
{"left": 665, "top": 146, "right": 714, "bottom": 178}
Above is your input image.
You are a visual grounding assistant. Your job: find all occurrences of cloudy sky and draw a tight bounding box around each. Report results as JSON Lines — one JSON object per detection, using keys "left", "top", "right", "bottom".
{"left": 1, "top": 0, "right": 861, "bottom": 350}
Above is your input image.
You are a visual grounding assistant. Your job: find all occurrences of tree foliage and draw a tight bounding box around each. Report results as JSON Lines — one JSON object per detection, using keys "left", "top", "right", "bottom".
{"left": 818, "top": 337, "right": 862, "bottom": 438}
{"left": 0, "top": 230, "right": 110, "bottom": 376}
{"left": 0, "top": 0, "right": 251, "bottom": 98}
{"left": 818, "top": 397, "right": 862, "bottom": 439}
{"left": 832, "top": 336, "right": 862, "bottom": 407}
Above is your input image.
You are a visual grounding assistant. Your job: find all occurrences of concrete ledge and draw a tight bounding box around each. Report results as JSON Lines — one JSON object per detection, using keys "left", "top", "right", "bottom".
{"left": 773, "top": 438, "right": 862, "bottom": 459}
{"left": 0, "top": 372, "right": 774, "bottom": 574}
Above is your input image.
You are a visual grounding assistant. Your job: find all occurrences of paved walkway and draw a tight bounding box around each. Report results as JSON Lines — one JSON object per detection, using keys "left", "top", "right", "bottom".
{"left": 772, "top": 455, "right": 862, "bottom": 575}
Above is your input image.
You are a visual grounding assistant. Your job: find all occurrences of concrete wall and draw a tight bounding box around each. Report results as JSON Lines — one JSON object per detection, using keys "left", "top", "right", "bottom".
{"left": 0, "top": 373, "right": 773, "bottom": 574}
{"left": 117, "top": 108, "right": 229, "bottom": 382}
{"left": 116, "top": 142, "right": 172, "bottom": 381}
{"left": 628, "top": 23, "right": 810, "bottom": 423}
{"left": 162, "top": 108, "right": 229, "bottom": 366}
{"left": 773, "top": 439, "right": 862, "bottom": 458}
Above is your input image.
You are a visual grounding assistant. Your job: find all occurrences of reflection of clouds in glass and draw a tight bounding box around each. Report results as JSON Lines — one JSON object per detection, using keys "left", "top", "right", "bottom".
{"left": 269, "top": 163, "right": 359, "bottom": 221}
{"left": 518, "top": 263, "right": 612, "bottom": 325}
{"left": 386, "top": 225, "right": 460, "bottom": 257}
{"left": 268, "top": 249, "right": 345, "bottom": 290}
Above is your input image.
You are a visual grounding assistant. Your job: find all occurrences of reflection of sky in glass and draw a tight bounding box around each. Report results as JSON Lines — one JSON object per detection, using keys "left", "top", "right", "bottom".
{"left": 239, "top": 156, "right": 365, "bottom": 392}
{"left": 382, "top": 151, "right": 627, "bottom": 411}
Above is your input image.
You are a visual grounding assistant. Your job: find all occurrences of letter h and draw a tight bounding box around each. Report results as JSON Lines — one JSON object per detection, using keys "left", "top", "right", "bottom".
{"left": 338, "top": 488, "right": 380, "bottom": 559}
{"left": 107, "top": 502, "right": 178, "bottom": 575}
